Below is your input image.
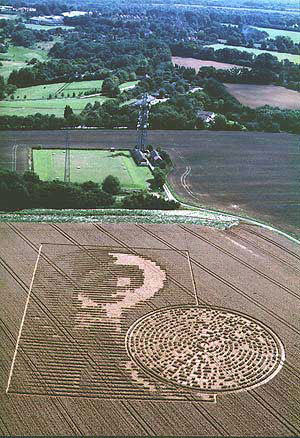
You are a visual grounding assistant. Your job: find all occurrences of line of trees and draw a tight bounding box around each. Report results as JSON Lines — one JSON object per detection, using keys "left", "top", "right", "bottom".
{"left": 0, "top": 171, "right": 113, "bottom": 210}
{"left": 0, "top": 170, "right": 179, "bottom": 211}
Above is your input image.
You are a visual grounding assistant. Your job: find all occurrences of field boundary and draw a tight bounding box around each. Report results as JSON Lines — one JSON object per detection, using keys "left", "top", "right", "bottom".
{"left": 6, "top": 244, "right": 42, "bottom": 394}
{"left": 164, "top": 179, "right": 300, "bottom": 246}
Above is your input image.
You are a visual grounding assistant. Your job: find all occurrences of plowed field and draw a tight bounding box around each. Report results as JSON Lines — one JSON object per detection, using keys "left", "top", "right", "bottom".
{"left": 224, "top": 83, "right": 300, "bottom": 109}
{"left": 1, "top": 222, "right": 300, "bottom": 436}
{"left": 172, "top": 56, "right": 247, "bottom": 70}
{"left": 0, "top": 130, "right": 298, "bottom": 237}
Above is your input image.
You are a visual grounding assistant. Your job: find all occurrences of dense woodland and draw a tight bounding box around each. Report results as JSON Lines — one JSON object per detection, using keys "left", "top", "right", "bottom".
{"left": 0, "top": 0, "right": 300, "bottom": 132}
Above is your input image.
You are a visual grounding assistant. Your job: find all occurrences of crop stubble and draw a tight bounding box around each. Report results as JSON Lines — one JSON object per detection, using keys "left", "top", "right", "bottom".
{"left": 1, "top": 222, "right": 299, "bottom": 436}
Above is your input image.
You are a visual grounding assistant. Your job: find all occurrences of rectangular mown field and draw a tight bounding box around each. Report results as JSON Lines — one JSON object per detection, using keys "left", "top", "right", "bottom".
{"left": 32, "top": 149, "right": 153, "bottom": 190}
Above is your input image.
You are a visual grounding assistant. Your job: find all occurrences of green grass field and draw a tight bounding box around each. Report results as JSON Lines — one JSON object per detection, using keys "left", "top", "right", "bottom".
{"left": 0, "top": 80, "right": 138, "bottom": 116}
{"left": 24, "top": 23, "right": 74, "bottom": 31}
{"left": 12, "top": 80, "right": 105, "bottom": 100}
{"left": 32, "top": 149, "right": 153, "bottom": 190}
{"left": 8, "top": 79, "right": 137, "bottom": 100}
{"left": 0, "top": 44, "right": 48, "bottom": 79}
{"left": 0, "top": 96, "right": 111, "bottom": 116}
{"left": 0, "top": 13, "right": 18, "bottom": 19}
{"left": 253, "top": 27, "right": 300, "bottom": 44}
{"left": 206, "top": 43, "right": 300, "bottom": 64}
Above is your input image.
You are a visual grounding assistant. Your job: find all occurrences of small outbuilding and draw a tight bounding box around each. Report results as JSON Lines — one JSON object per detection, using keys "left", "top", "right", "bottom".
{"left": 132, "top": 148, "right": 147, "bottom": 166}
{"left": 150, "top": 150, "right": 163, "bottom": 166}
{"left": 196, "top": 111, "right": 215, "bottom": 124}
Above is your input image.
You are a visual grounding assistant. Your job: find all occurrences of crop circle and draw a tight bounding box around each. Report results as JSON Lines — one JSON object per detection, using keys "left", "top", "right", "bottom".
{"left": 126, "top": 306, "right": 285, "bottom": 393}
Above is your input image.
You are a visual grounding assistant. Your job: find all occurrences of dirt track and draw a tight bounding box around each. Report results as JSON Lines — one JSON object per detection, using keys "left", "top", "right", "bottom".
{"left": 1, "top": 222, "right": 300, "bottom": 436}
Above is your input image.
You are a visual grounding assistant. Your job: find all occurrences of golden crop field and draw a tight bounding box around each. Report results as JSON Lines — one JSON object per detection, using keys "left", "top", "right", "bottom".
{"left": 1, "top": 222, "right": 300, "bottom": 436}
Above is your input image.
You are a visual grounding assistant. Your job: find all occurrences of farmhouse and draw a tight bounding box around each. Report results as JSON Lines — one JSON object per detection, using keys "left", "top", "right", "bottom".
{"left": 132, "top": 95, "right": 156, "bottom": 107}
{"left": 150, "top": 149, "right": 163, "bottom": 166}
{"left": 196, "top": 110, "right": 216, "bottom": 123}
{"left": 132, "top": 148, "right": 147, "bottom": 166}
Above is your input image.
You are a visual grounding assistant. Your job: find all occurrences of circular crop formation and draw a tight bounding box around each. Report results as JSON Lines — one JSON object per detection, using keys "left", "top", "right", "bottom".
{"left": 126, "top": 306, "right": 285, "bottom": 393}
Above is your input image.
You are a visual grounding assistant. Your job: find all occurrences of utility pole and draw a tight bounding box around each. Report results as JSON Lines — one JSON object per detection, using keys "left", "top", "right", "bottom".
{"left": 64, "top": 130, "right": 70, "bottom": 183}
{"left": 11, "top": 142, "right": 18, "bottom": 172}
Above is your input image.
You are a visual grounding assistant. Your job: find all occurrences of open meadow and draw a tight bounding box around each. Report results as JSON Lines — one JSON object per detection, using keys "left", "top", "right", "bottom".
{"left": 173, "top": 4, "right": 300, "bottom": 14}
{"left": 0, "top": 130, "right": 298, "bottom": 238}
{"left": 24, "top": 23, "right": 74, "bottom": 31}
{"left": 0, "top": 80, "right": 138, "bottom": 117}
{"left": 172, "top": 56, "right": 246, "bottom": 70}
{"left": 205, "top": 43, "right": 300, "bottom": 64}
{"left": 0, "top": 13, "right": 18, "bottom": 19}
{"left": 0, "top": 97, "right": 110, "bottom": 117}
{"left": 253, "top": 26, "right": 300, "bottom": 44}
{"left": 224, "top": 83, "right": 300, "bottom": 109}
{"left": 0, "top": 221, "right": 299, "bottom": 435}
{"left": 0, "top": 44, "right": 48, "bottom": 79}
{"left": 32, "top": 149, "right": 152, "bottom": 190}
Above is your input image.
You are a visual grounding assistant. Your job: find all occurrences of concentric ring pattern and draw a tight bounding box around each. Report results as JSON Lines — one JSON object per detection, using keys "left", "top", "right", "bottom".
{"left": 126, "top": 306, "right": 285, "bottom": 393}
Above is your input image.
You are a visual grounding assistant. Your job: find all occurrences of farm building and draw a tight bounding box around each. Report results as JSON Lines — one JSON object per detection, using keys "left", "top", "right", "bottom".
{"left": 132, "top": 148, "right": 147, "bottom": 166}
{"left": 196, "top": 111, "right": 216, "bottom": 123}
{"left": 150, "top": 149, "right": 163, "bottom": 166}
{"left": 132, "top": 95, "right": 156, "bottom": 107}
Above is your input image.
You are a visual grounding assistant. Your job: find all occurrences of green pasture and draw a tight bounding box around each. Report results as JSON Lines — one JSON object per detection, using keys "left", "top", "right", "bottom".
{"left": 24, "top": 23, "right": 74, "bottom": 31}
{"left": 253, "top": 26, "right": 300, "bottom": 44}
{"left": 0, "top": 44, "right": 48, "bottom": 79}
{"left": 0, "top": 44, "right": 48, "bottom": 62}
{"left": 0, "top": 95, "right": 110, "bottom": 116}
{"left": 7, "top": 79, "right": 137, "bottom": 100}
{"left": 32, "top": 149, "right": 153, "bottom": 190}
{"left": 11, "top": 80, "right": 105, "bottom": 100}
{"left": 206, "top": 43, "right": 300, "bottom": 64}
{"left": 0, "top": 60, "right": 26, "bottom": 79}
{"left": 0, "top": 13, "right": 18, "bottom": 20}
{"left": 0, "top": 80, "right": 138, "bottom": 116}
{"left": 8, "top": 79, "right": 138, "bottom": 100}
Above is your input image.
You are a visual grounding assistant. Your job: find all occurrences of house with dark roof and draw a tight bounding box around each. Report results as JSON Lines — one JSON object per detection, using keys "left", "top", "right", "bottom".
{"left": 196, "top": 111, "right": 215, "bottom": 124}
{"left": 132, "top": 148, "right": 147, "bottom": 166}
{"left": 150, "top": 150, "right": 163, "bottom": 166}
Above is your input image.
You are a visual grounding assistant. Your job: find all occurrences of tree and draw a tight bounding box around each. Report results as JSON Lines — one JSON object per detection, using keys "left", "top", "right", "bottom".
{"left": 102, "top": 175, "right": 121, "bottom": 195}
{"left": 129, "top": 72, "right": 137, "bottom": 81}
{"left": 101, "top": 78, "right": 120, "bottom": 97}
{"left": 212, "top": 114, "right": 228, "bottom": 130}
{"left": 122, "top": 192, "right": 179, "bottom": 210}
{"left": 23, "top": 171, "right": 40, "bottom": 184}
{"left": 150, "top": 168, "right": 166, "bottom": 191}
{"left": 64, "top": 105, "right": 73, "bottom": 119}
{"left": 81, "top": 181, "right": 99, "bottom": 191}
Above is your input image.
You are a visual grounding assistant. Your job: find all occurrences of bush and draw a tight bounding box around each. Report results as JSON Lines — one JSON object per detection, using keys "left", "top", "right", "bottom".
{"left": 122, "top": 192, "right": 179, "bottom": 210}
{"left": 150, "top": 168, "right": 166, "bottom": 191}
{"left": 102, "top": 175, "right": 121, "bottom": 195}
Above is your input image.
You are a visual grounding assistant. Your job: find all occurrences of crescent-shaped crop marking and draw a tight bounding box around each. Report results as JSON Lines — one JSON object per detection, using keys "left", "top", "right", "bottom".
{"left": 103, "top": 253, "right": 166, "bottom": 319}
